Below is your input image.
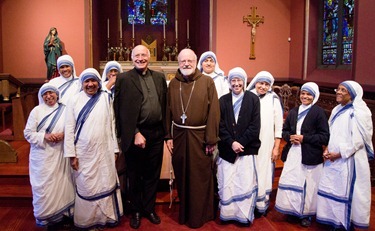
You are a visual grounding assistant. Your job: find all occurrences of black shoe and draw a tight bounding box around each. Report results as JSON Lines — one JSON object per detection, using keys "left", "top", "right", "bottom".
{"left": 130, "top": 212, "right": 141, "bottom": 229}
{"left": 147, "top": 212, "right": 161, "bottom": 224}
{"left": 254, "top": 208, "right": 264, "bottom": 218}
{"left": 286, "top": 214, "right": 300, "bottom": 223}
{"left": 237, "top": 221, "right": 250, "bottom": 227}
{"left": 300, "top": 217, "right": 311, "bottom": 227}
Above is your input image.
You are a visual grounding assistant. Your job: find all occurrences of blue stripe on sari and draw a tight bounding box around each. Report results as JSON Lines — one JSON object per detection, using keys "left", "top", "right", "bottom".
{"left": 45, "top": 104, "right": 65, "bottom": 133}
{"left": 36, "top": 104, "right": 62, "bottom": 132}
{"left": 59, "top": 78, "right": 79, "bottom": 98}
{"left": 74, "top": 92, "right": 101, "bottom": 145}
{"left": 330, "top": 103, "right": 353, "bottom": 126}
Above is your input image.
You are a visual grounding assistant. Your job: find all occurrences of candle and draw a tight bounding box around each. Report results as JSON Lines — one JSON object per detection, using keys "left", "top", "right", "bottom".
{"left": 107, "top": 18, "right": 109, "bottom": 39}
{"left": 187, "top": 19, "right": 189, "bottom": 40}
{"left": 163, "top": 20, "right": 166, "bottom": 39}
{"left": 119, "top": 18, "right": 122, "bottom": 39}
{"left": 175, "top": 19, "right": 178, "bottom": 39}
{"left": 132, "top": 20, "right": 135, "bottom": 39}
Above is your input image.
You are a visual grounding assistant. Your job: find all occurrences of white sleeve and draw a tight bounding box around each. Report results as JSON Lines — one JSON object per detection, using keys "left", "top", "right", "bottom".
{"left": 63, "top": 97, "right": 77, "bottom": 158}
{"left": 273, "top": 96, "right": 284, "bottom": 138}
{"left": 24, "top": 107, "right": 46, "bottom": 149}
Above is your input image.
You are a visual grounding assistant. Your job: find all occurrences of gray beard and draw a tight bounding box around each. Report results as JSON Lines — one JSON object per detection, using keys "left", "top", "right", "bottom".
{"left": 180, "top": 68, "right": 194, "bottom": 76}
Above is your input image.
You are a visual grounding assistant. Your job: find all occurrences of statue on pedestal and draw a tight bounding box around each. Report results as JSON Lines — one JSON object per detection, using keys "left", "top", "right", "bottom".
{"left": 44, "top": 27, "right": 62, "bottom": 81}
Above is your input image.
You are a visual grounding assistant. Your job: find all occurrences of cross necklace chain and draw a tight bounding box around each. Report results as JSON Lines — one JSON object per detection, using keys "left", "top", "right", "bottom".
{"left": 179, "top": 81, "right": 196, "bottom": 124}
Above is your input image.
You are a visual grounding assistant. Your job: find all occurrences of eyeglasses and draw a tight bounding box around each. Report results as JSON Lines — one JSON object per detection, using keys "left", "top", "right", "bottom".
{"left": 334, "top": 87, "right": 348, "bottom": 94}
{"left": 179, "top": 59, "right": 195, "bottom": 64}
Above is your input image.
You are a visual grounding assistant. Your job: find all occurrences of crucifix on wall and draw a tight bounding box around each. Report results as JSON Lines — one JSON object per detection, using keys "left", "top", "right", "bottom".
{"left": 243, "top": 6, "right": 264, "bottom": 60}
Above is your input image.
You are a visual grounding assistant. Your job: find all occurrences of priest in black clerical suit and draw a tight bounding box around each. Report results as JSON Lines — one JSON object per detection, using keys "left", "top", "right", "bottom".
{"left": 114, "top": 45, "right": 167, "bottom": 229}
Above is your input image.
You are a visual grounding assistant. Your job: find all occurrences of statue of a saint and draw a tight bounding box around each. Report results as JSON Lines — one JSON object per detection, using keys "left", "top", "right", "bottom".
{"left": 44, "top": 27, "right": 62, "bottom": 80}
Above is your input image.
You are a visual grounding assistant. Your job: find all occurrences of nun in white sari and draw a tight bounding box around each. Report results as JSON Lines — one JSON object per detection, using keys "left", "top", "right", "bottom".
{"left": 101, "top": 60, "right": 122, "bottom": 96}
{"left": 217, "top": 67, "right": 261, "bottom": 226}
{"left": 275, "top": 82, "right": 329, "bottom": 227}
{"left": 64, "top": 68, "right": 123, "bottom": 229}
{"left": 48, "top": 54, "right": 81, "bottom": 105}
{"left": 197, "top": 51, "right": 229, "bottom": 98}
{"left": 317, "top": 81, "right": 373, "bottom": 230}
{"left": 247, "top": 71, "right": 283, "bottom": 215}
{"left": 24, "top": 84, "right": 74, "bottom": 228}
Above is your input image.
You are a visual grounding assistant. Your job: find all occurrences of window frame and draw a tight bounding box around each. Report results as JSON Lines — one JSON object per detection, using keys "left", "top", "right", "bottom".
{"left": 317, "top": 0, "right": 354, "bottom": 70}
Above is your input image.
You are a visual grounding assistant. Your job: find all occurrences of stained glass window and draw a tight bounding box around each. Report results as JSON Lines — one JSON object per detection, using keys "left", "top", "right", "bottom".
{"left": 322, "top": 0, "right": 354, "bottom": 66}
{"left": 341, "top": 0, "right": 354, "bottom": 65}
{"left": 128, "top": 0, "right": 146, "bottom": 24}
{"left": 150, "top": 0, "right": 168, "bottom": 25}
{"left": 127, "top": 0, "right": 168, "bottom": 25}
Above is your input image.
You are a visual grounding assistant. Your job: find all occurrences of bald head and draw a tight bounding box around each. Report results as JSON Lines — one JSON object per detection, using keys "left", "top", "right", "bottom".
{"left": 178, "top": 49, "right": 197, "bottom": 76}
{"left": 131, "top": 45, "right": 150, "bottom": 73}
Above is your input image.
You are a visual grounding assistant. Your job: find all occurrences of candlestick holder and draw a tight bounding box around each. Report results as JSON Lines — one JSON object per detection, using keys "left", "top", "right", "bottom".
{"left": 118, "top": 38, "right": 125, "bottom": 61}
{"left": 162, "top": 38, "right": 168, "bottom": 61}
{"left": 107, "top": 37, "right": 110, "bottom": 61}
{"left": 131, "top": 37, "right": 135, "bottom": 49}
{"left": 113, "top": 47, "right": 120, "bottom": 61}
{"left": 186, "top": 38, "right": 191, "bottom": 49}
{"left": 174, "top": 38, "right": 179, "bottom": 61}
{"left": 125, "top": 47, "right": 131, "bottom": 61}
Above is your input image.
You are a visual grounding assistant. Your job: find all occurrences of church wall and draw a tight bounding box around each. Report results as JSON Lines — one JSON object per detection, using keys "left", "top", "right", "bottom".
{"left": 1, "top": 0, "right": 87, "bottom": 79}
{"left": 288, "top": 0, "right": 304, "bottom": 79}
{"left": 354, "top": 1, "right": 375, "bottom": 87}
{"left": 214, "top": 0, "right": 291, "bottom": 80}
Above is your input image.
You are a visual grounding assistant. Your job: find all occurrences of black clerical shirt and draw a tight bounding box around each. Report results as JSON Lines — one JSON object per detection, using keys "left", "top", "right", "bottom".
{"left": 136, "top": 69, "right": 162, "bottom": 131}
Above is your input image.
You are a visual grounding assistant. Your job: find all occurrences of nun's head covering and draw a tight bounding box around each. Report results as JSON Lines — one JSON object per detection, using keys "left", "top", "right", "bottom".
{"left": 38, "top": 83, "right": 60, "bottom": 105}
{"left": 101, "top": 61, "right": 122, "bottom": 82}
{"left": 338, "top": 80, "right": 373, "bottom": 160}
{"left": 300, "top": 82, "right": 320, "bottom": 105}
{"left": 57, "top": 55, "right": 77, "bottom": 78}
{"left": 197, "top": 51, "right": 224, "bottom": 76}
{"left": 247, "top": 71, "right": 275, "bottom": 92}
{"left": 228, "top": 67, "right": 247, "bottom": 90}
{"left": 339, "top": 80, "right": 357, "bottom": 102}
{"left": 80, "top": 68, "right": 102, "bottom": 90}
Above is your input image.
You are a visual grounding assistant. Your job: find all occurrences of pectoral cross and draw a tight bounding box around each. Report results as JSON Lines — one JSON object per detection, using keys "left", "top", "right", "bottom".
{"left": 181, "top": 113, "right": 187, "bottom": 124}
{"left": 243, "top": 6, "right": 264, "bottom": 60}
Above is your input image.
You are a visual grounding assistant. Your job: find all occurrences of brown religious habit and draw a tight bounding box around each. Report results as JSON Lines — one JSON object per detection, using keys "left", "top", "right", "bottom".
{"left": 166, "top": 68, "right": 220, "bottom": 228}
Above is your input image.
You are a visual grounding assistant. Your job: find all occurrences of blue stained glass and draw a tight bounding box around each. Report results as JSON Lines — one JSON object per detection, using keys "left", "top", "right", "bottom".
{"left": 322, "top": 0, "right": 354, "bottom": 65}
{"left": 323, "top": 0, "right": 338, "bottom": 20}
{"left": 127, "top": 0, "right": 168, "bottom": 25}
{"left": 323, "top": 49, "right": 337, "bottom": 65}
{"left": 323, "top": 0, "right": 339, "bottom": 65}
{"left": 150, "top": 0, "right": 168, "bottom": 25}
{"left": 128, "top": 0, "right": 146, "bottom": 25}
{"left": 341, "top": 0, "right": 354, "bottom": 65}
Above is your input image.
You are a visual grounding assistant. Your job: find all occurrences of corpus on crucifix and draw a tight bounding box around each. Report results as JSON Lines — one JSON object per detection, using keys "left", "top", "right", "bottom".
{"left": 243, "top": 6, "right": 264, "bottom": 60}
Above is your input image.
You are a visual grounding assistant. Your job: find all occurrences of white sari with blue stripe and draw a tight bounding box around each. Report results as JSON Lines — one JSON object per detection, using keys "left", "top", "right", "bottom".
{"left": 48, "top": 75, "right": 81, "bottom": 105}
{"left": 64, "top": 90, "right": 123, "bottom": 229}
{"left": 275, "top": 104, "right": 323, "bottom": 218}
{"left": 24, "top": 102, "right": 74, "bottom": 226}
{"left": 317, "top": 103, "right": 371, "bottom": 230}
{"left": 217, "top": 92, "right": 258, "bottom": 224}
